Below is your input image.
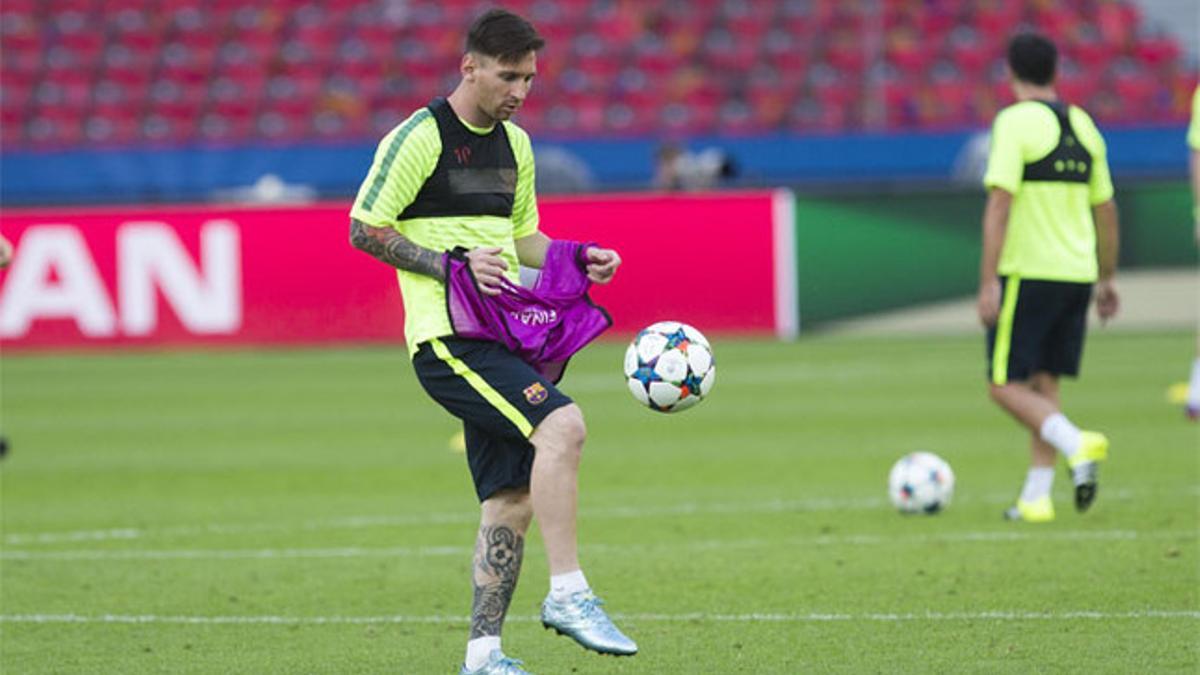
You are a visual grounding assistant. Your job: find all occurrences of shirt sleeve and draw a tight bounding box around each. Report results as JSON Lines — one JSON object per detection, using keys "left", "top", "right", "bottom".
{"left": 982, "top": 110, "right": 1023, "bottom": 195}
{"left": 349, "top": 111, "right": 440, "bottom": 229}
{"left": 1076, "top": 111, "right": 1115, "bottom": 206}
{"left": 505, "top": 122, "right": 540, "bottom": 239}
{"left": 1087, "top": 142, "right": 1115, "bottom": 206}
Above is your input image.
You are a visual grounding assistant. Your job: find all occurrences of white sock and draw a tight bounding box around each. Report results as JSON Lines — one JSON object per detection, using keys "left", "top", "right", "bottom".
{"left": 550, "top": 569, "right": 589, "bottom": 600}
{"left": 465, "top": 636, "right": 501, "bottom": 670}
{"left": 1188, "top": 358, "right": 1200, "bottom": 408}
{"left": 1019, "top": 467, "right": 1055, "bottom": 503}
{"left": 1040, "top": 413, "right": 1082, "bottom": 459}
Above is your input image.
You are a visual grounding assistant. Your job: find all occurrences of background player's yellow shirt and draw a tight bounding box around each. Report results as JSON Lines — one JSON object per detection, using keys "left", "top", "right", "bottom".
{"left": 350, "top": 108, "right": 539, "bottom": 354}
{"left": 983, "top": 100, "right": 1114, "bottom": 283}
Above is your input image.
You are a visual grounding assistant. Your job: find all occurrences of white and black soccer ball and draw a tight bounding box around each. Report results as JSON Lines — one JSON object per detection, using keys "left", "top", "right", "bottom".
{"left": 888, "top": 452, "right": 955, "bottom": 514}
{"left": 623, "top": 321, "right": 716, "bottom": 413}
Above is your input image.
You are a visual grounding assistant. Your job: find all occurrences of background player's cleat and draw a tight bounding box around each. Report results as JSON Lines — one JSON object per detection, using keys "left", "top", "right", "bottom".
{"left": 1069, "top": 431, "right": 1109, "bottom": 512}
{"left": 1166, "top": 384, "right": 1199, "bottom": 419}
{"left": 1003, "top": 495, "right": 1055, "bottom": 522}
{"left": 541, "top": 590, "right": 638, "bottom": 656}
{"left": 459, "top": 650, "right": 531, "bottom": 675}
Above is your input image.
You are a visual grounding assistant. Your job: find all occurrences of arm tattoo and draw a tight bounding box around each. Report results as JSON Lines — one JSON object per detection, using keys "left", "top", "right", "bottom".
{"left": 349, "top": 219, "right": 444, "bottom": 281}
{"left": 469, "top": 524, "right": 524, "bottom": 639}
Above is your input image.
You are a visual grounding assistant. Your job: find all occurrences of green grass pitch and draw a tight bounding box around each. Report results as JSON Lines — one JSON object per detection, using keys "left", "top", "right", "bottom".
{"left": 1, "top": 331, "right": 1197, "bottom": 673}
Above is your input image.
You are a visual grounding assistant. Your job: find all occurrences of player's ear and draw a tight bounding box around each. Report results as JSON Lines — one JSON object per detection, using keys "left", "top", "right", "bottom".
{"left": 461, "top": 53, "right": 476, "bottom": 81}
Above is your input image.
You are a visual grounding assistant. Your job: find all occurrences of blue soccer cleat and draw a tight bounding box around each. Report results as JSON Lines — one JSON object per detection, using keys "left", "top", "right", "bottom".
{"left": 540, "top": 590, "right": 638, "bottom": 656}
{"left": 459, "top": 649, "right": 531, "bottom": 675}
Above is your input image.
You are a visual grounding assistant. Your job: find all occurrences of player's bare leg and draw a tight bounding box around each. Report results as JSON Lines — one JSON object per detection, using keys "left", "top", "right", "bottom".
{"left": 529, "top": 404, "right": 584, "bottom": 575}
{"left": 1028, "top": 373, "right": 1060, "bottom": 469}
{"left": 1004, "top": 374, "right": 1058, "bottom": 521}
{"left": 529, "top": 404, "right": 637, "bottom": 656}
{"left": 462, "top": 489, "right": 532, "bottom": 674}
{"left": 991, "top": 374, "right": 1108, "bottom": 515}
{"left": 988, "top": 380, "right": 1056, "bottom": 431}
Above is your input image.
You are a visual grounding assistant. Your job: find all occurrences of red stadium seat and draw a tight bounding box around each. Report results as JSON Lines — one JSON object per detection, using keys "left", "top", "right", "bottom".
{"left": 603, "top": 102, "right": 654, "bottom": 135}
{"left": 141, "top": 109, "right": 196, "bottom": 144}
{"left": 26, "top": 105, "right": 86, "bottom": 147}
{"left": 787, "top": 97, "right": 848, "bottom": 134}
{"left": 1133, "top": 35, "right": 1181, "bottom": 68}
{"left": 197, "top": 110, "right": 255, "bottom": 143}
{"left": 1, "top": 110, "right": 26, "bottom": 147}
{"left": 1, "top": 28, "right": 44, "bottom": 75}
{"left": 974, "top": 4, "right": 1022, "bottom": 45}
{"left": 85, "top": 112, "right": 142, "bottom": 147}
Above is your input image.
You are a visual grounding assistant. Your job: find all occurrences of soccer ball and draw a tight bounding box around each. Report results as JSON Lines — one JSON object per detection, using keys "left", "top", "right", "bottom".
{"left": 888, "top": 452, "right": 955, "bottom": 514}
{"left": 623, "top": 321, "right": 715, "bottom": 413}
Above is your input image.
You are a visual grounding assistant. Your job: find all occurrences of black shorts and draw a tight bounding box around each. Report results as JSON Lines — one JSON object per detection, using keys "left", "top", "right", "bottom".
{"left": 412, "top": 337, "right": 573, "bottom": 502}
{"left": 986, "top": 276, "right": 1092, "bottom": 384}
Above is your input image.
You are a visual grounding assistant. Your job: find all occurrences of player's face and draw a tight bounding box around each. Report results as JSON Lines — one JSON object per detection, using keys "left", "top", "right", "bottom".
{"left": 465, "top": 51, "right": 537, "bottom": 123}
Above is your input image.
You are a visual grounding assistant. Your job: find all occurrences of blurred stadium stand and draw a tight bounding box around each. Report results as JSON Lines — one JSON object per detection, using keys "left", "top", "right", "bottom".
{"left": 1, "top": 0, "right": 1197, "bottom": 202}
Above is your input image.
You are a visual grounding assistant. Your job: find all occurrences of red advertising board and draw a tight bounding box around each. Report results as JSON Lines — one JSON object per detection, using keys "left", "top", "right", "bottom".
{"left": 0, "top": 191, "right": 794, "bottom": 350}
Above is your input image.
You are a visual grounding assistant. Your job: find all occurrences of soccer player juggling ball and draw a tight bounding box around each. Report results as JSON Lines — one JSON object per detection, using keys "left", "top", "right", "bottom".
{"left": 977, "top": 33, "right": 1120, "bottom": 524}
{"left": 348, "top": 9, "right": 635, "bottom": 675}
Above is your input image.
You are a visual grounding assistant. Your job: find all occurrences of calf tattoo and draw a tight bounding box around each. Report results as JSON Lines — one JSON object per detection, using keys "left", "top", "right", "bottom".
{"left": 349, "top": 218, "right": 444, "bottom": 280}
{"left": 470, "top": 525, "right": 525, "bottom": 639}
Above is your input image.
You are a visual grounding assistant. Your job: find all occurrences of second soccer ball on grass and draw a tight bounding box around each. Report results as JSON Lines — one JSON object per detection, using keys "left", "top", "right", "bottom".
{"left": 624, "top": 321, "right": 716, "bottom": 413}
{"left": 888, "top": 452, "right": 955, "bottom": 514}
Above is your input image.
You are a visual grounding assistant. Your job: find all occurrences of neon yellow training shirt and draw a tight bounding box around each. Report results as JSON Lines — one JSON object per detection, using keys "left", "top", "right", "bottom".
{"left": 350, "top": 108, "right": 539, "bottom": 354}
{"left": 983, "top": 100, "right": 1114, "bottom": 283}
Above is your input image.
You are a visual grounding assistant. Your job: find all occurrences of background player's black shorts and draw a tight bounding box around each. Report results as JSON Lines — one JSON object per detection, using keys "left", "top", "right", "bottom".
{"left": 986, "top": 276, "right": 1092, "bottom": 384}
{"left": 412, "top": 337, "right": 573, "bottom": 502}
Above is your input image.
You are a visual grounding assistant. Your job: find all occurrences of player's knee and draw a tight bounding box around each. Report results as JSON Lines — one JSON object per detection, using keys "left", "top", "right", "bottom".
{"left": 482, "top": 488, "right": 533, "bottom": 529}
{"left": 1029, "top": 373, "right": 1057, "bottom": 396}
{"left": 535, "top": 404, "right": 586, "bottom": 453}
{"left": 558, "top": 404, "right": 587, "bottom": 448}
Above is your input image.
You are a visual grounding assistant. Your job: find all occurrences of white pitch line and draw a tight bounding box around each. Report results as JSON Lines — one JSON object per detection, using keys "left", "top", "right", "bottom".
{"left": 2, "top": 498, "right": 880, "bottom": 545}
{"left": 1, "top": 610, "right": 1196, "bottom": 626}
{"left": 2, "top": 529, "right": 1193, "bottom": 562}
{"left": 9, "top": 485, "right": 1195, "bottom": 546}
{"left": 0, "top": 545, "right": 468, "bottom": 561}
{"left": 0, "top": 529, "right": 144, "bottom": 545}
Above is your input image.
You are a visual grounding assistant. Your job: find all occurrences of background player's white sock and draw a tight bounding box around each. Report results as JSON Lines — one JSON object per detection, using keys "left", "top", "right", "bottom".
{"left": 1188, "top": 358, "right": 1200, "bottom": 408}
{"left": 465, "top": 636, "right": 501, "bottom": 671}
{"left": 550, "top": 570, "right": 589, "bottom": 600}
{"left": 1019, "top": 467, "right": 1055, "bottom": 503}
{"left": 1040, "top": 413, "right": 1082, "bottom": 459}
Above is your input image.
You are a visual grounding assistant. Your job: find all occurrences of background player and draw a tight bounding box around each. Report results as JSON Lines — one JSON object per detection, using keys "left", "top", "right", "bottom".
{"left": 976, "top": 33, "right": 1120, "bottom": 523}
{"left": 1185, "top": 85, "right": 1200, "bottom": 420}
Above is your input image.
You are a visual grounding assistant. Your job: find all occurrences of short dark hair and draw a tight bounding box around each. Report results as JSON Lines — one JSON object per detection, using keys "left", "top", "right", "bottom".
{"left": 1007, "top": 32, "right": 1057, "bottom": 86}
{"left": 466, "top": 9, "right": 544, "bottom": 63}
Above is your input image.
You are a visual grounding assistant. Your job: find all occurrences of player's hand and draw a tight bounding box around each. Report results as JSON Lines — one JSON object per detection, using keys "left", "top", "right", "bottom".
{"left": 585, "top": 246, "right": 620, "bottom": 284}
{"left": 1095, "top": 279, "right": 1119, "bottom": 324}
{"left": 466, "top": 246, "right": 507, "bottom": 296}
{"left": 977, "top": 278, "right": 1001, "bottom": 327}
{"left": 0, "top": 235, "right": 12, "bottom": 269}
